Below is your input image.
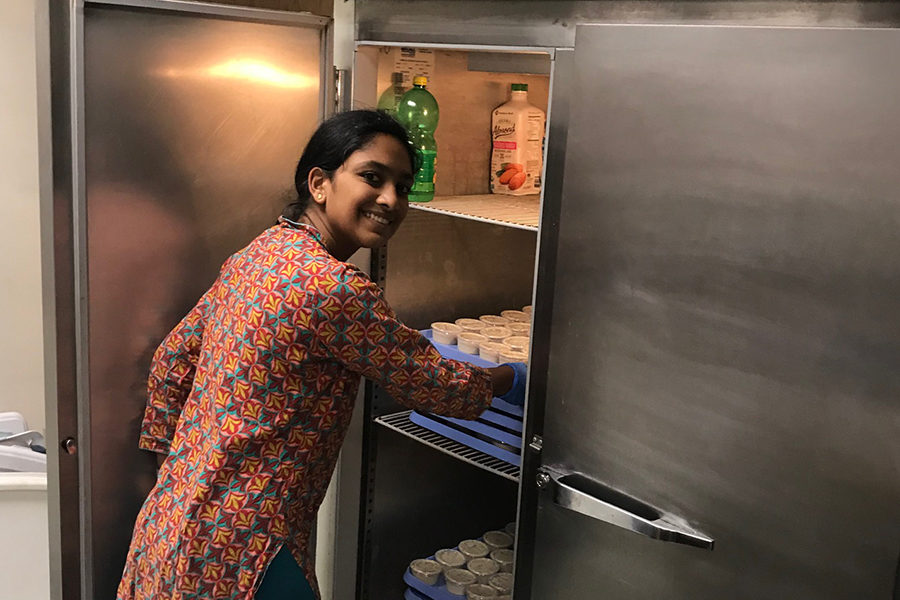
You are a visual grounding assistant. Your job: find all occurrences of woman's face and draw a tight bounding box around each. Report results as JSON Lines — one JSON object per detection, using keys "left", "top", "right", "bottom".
{"left": 311, "top": 133, "right": 414, "bottom": 260}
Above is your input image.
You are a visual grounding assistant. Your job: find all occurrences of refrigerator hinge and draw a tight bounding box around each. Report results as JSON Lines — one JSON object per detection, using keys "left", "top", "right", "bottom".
{"left": 334, "top": 67, "right": 350, "bottom": 113}
{"left": 528, "top": 434, "right": 543, "bottom": 453}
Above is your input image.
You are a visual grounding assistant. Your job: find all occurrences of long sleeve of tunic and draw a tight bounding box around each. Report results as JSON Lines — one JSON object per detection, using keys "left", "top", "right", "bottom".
{"left": 138, "top": 287, "right": 214, "bottom": 455}
{"left": 119, "top": 224, "right": 492, "bottom": 600}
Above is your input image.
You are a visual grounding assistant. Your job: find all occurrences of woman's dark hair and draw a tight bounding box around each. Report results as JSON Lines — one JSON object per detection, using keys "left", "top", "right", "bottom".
{"left": 282, "top": 110, "right": 421, "bottom": 220}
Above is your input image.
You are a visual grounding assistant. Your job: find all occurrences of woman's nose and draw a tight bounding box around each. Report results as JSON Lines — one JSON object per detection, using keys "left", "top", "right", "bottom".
{"left": 378, "top": 185, "right": 400, "bottom": 208}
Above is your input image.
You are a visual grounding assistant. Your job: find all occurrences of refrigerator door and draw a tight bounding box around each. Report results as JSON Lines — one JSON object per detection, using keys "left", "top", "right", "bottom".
{"left": 51, "top": 3, "right": 329, "bottom": 598}
{"left": 526, "top": 24, "right": 900, "bottom": 599}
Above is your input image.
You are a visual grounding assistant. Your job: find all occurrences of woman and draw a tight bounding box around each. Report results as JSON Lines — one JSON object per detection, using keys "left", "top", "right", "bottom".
{"left": 117, "top": 110, "right": 527, "bottom": 600}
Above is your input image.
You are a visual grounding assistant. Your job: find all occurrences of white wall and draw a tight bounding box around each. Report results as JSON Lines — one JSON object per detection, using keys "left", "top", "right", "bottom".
{"left": 0, "top": 0, "right": 47, "bottom": 433}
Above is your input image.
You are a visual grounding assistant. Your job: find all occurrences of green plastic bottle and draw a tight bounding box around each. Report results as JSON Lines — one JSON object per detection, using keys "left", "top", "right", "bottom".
{"left": 376, "top": 72, "right": 406, "bottom": 116}
{"left": 396, "top": 76, "right": 439, "bottom": 202}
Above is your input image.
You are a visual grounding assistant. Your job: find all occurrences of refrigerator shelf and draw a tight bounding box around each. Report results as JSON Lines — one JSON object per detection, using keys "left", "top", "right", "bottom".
{"left": 375, "top": 411, "right": 520, "bottom": 482}
{"left": 409, "top": 193, "right": 539, "bottom": 231}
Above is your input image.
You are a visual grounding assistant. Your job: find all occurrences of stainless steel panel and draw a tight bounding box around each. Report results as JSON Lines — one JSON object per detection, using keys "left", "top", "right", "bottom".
{"left": 76, "top": 4, "right": 324, "bottom": 598}
{"left": 528, "top": 25, "right": 900, "bottom": 599}
{"left": 382, "top": 209, "right": 537, "bottom": 329}
{"left": 357, "top": 0, "right": 900, "bottom": 47}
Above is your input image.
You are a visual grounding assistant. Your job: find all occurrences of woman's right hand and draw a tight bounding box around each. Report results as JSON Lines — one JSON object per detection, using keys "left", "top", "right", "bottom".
{"left": 490, "top": 362, "right": 528, "bottom": 406}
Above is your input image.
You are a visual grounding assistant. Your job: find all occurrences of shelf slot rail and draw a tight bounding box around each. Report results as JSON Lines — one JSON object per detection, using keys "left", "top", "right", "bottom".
{"left": 375, "top": 411, "right": 521, "bottom": 482}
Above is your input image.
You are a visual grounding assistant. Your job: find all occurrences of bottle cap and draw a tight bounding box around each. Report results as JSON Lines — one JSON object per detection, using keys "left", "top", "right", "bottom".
{"left": 511, "top": 83, "right": 528, "bottom": 91}
{"left": 413, "top": 76, "right": 428, "bottom": 86}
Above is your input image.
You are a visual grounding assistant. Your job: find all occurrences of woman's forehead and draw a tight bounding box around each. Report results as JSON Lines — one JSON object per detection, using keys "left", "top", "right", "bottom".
{"left": 347, "top": 134, "right": 413, "bottom": 175}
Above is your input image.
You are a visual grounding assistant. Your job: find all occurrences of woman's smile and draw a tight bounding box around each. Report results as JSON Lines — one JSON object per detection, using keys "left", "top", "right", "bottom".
{"left": 361, "top": 210, "right": 392, "bottom": 226}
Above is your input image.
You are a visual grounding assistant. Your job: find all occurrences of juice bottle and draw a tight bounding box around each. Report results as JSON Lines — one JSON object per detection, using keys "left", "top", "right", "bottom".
{"left": 396, "top": 76, "right": 439, "bottom": 202}
{"left": 376, "top": 72, "right": 407, "bottom": 116}
{"left": 490, "top": 83, "right": 545, "bottom": 196}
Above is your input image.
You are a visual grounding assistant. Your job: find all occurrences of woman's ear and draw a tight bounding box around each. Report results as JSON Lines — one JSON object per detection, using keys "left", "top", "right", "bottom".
{"left": 307, "top": 167, "right": 329, "bottom": 207}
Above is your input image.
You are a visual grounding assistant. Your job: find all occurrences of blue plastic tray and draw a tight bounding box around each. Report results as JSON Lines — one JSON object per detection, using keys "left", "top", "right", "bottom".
{"left": 405, "top": 586, "right": 432, "bottom": 600}
{"left": 404, "top": 567, "right": 466, "bottom": 600}
{"left": 413, "top": 330, "right": 524, "bottom": 466}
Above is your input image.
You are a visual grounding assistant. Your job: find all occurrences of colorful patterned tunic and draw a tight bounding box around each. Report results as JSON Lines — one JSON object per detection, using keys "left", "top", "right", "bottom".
{"left": 117, "top": 222, "right": 493, "bottom": 600}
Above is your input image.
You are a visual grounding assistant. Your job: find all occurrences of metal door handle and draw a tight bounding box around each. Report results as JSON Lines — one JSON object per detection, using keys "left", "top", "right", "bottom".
{"left": 546, "top": 469, "right": 714, "bottom": 550}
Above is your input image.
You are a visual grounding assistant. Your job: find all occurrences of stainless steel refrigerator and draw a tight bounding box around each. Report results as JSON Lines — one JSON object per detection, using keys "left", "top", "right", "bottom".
{"left": 349, "top": 4, "right": 900, "bottom": 600}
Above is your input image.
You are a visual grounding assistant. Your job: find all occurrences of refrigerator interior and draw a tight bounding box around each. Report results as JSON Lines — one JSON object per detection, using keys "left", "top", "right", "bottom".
{"left": 351, "top": 43, "right": 553, "bottom": 598}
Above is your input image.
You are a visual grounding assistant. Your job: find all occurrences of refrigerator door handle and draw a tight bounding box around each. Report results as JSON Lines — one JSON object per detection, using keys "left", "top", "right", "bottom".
{"left": 546, "top": 469, "right": 715, "bottom": 550}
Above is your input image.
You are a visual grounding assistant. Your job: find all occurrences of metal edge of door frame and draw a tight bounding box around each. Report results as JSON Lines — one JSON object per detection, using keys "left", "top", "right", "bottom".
{"left": 68, "top": 4, "right": 92, "bottom": 597}
{"left": 50, "top": 2, "right": 332, "bottom": 597}
{"left": 355, "top": 39, "right": 557, "bottom": 55}
{"left": 44, "top": 0, "right": 77, "bottom": 597}
{"left": 86, "top": 0, "right": 329, "bottom": 26}
{"left": 513, "top": 46, "right": 574, "bottom": 600}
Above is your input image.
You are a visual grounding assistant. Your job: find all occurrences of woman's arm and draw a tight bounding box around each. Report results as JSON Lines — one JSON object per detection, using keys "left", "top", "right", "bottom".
{"left": 138, "top": 285, "right": 217, "bottom": 455}
{"left": 308, "top": 268, "right": 506, "bottom": 419}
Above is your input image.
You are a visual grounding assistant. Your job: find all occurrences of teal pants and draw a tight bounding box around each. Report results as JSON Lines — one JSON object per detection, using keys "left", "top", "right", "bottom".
{"left": 255, "top": 547, "right": 315, "bottom": 600}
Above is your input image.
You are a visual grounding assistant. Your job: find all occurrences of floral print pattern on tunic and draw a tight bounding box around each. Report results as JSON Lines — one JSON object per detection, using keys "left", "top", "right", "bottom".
{"left": 117, "top": 223, "right": 492, "bottom": 600}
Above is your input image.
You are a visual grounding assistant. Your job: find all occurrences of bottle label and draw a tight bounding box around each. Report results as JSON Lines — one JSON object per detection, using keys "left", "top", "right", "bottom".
{"left": 412, "top": 151, "right": 436, "bottom": 197}
{"left": 490, "top": 106, "right": 544, "bottom": 196}
{"left": 417, "top": 154, "right": 435, "bottom": 182}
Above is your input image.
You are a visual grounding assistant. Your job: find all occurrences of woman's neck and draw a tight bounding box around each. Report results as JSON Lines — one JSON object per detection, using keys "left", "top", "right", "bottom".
{"left": 298, "top": 208, "right": 356, "bottom": 261}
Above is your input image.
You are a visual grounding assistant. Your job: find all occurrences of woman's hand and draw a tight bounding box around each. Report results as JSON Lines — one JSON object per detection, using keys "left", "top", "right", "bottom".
{"left": 490, "top": 362, "right": 528, "bottom": 406}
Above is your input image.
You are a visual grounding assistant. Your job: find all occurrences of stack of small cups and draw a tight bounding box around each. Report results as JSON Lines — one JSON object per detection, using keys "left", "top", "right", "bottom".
{"left": 430, "top": 305, "right": 532, "bottom": 367}
{"left": 408, "top": 522, "right": 516, "bottom": 599}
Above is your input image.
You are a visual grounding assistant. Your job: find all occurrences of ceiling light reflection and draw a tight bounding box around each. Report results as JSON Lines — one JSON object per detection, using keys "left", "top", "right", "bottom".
{"left": 158, "top": 58, "right": 316, "bottom": 89}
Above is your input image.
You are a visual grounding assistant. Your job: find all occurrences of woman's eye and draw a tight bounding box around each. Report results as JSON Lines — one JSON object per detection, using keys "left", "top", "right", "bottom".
{"left": 361, "top": 172, "right": 381, "bottom": 185}
{"left": 397, "top": 184, "right": 411, "bottom": 196}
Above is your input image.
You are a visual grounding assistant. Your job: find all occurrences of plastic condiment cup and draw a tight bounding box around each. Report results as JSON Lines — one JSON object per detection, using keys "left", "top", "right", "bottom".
{"left": 489, "top": 572, "right": 514, "bottom": 595}
{"left": 479, "top": 315, "right": 510, "bottom": 326}
{"left": 458, "top": 332, "right": 487, "bottom": 355}
{"left": 498, "top": 348, "right": 528, "bottom": 365}
{"left": 483, "top": 530, "right": 514, "bottom": 551}
{"left": 456, "top": 318, "right": 487, "bottom": 332}
{"left": 466, "top": 584, "right": 498, "bottom": 600}
{"left": 503, "top": 336, "right": 530, "bottom": 352}
{"left": 431, "top": 322, "right": 462, "bottom": 345}
{"left": 478, "top": 341, "right": 506, "bottom": 364}
{"left": 490, "top": 548, "right": 514, "bottom": 573}
{"left": 481, "top": 327, "right": 512, "bottom": 343}
{"left": 504, "top": 521, "right": 516, "bottom": 537}
{"left": 458, "top": 539, "right": 489, "bottom": 563}
{"left": 506, "top": 322, "right": 531, "bottom": 335}
{"left": 500, "top": 309, "right": 529, "bottom": 323}
{"left": 435, "top": 548, "right": 466, "bottom": 574}
{"left": 445, "top": 567, "right": 477, "bottom": 595}
{"left": 467, "top": 557, "right": 500, "bottom": 584}
{"left": 409, "top": 558, "right": 442, "bottom": 585}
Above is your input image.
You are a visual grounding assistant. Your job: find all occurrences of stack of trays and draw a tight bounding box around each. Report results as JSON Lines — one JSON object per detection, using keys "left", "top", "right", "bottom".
{"left": 412, "top": 330, "right": 524, "bottom": 466}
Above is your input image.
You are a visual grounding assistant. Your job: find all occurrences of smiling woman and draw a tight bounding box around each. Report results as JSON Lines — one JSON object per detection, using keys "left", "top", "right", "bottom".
{"left": 115, "top": 110, "right": 528, "bottom": 600}
{"left": 291, "top": 111, "right": 418, "bottom": 260}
